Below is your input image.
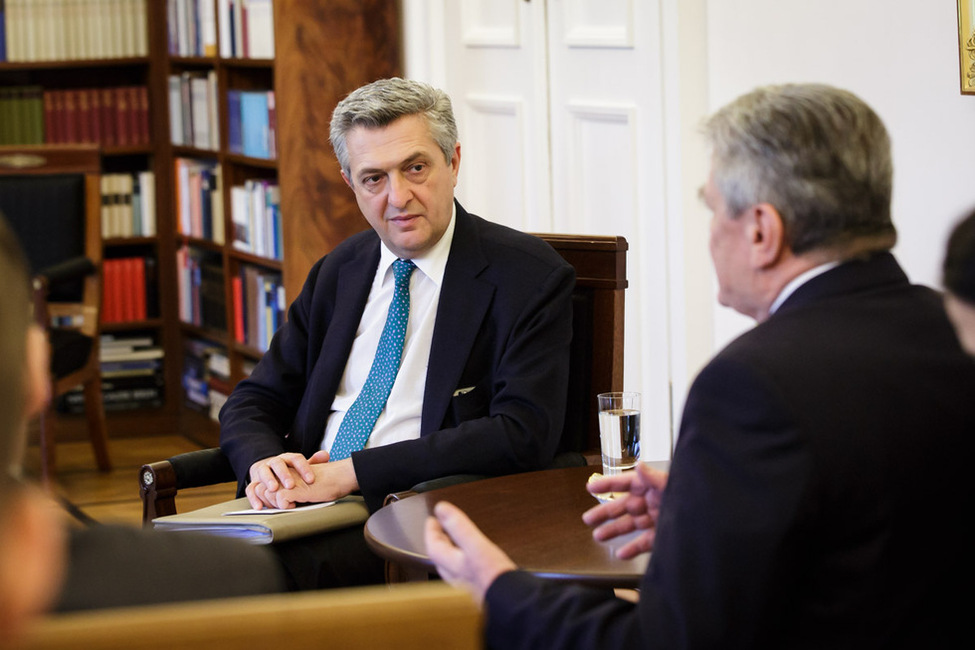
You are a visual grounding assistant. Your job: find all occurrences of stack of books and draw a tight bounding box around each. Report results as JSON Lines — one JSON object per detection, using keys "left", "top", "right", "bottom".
{"left": 57, "top": 333, "right": 164, "bottom": 414}
{"left": 168, "top": 71, "right": 219, "bottom": 150}
{"left": 43, "top": 86, "right": 151, "bottom": 147}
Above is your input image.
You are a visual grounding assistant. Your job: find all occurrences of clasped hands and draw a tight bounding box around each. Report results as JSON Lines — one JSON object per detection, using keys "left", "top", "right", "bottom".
{"left": 245, "top": 451, "right": 359, "bottom": 510}
{"left": 425, "top": 461, "right": 668, "bottom": 605}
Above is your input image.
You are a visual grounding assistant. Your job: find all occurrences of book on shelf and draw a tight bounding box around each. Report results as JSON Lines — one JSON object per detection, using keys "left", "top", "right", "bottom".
{"left": 236, "top": 264, "right": 284, "bottom": 352}
{"left": 40, "top": 87, "right": 150, "bottom": 147}
{"left": 176, "top": 245, "right": 226, "bottom": 330}
{"left": 226, "top": 89, "right": 276, "bottom": 159}
{"left": 216, "top": 0, "right": 274, "bottom": 60}
{"left": 0, "top": 86, "right": 44, "bottom": 146}
{"left": 101, "top": 256, "right": 156, "bottom": 323}
{"left": 169, "top": 71, "right": 219, "bottom": 149}
{"left": 100, "top": 170, "right": 156, "bottom": 238}
{"left": 3, "top": 0, "right": 148, "bottom": 63}
{"left": 174, "top": 158, "right": 224, "bottom": 243}
{"left": 168, "top": 0, "right": 218, "bottom": 58}
{"left": 230, "top": 178, "right": 281, "bottom": 259}
{"left": 181, "top": 337, "right": 229, "bottom": 420}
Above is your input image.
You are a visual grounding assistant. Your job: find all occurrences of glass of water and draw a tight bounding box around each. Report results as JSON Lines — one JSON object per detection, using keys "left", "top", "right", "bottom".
{"left": 597, "top": 392, "right": 641, "bottom": 475}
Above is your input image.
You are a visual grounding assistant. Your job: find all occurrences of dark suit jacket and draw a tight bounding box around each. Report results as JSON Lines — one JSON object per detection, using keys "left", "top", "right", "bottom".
{"left": 220, "top": 202, "right": 575, "bottom": 510}
{"left": 485, "top": 252, "right": 975, "bottom": 649}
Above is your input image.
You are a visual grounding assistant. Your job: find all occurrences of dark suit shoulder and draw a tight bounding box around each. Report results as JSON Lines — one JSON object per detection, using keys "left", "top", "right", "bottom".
{"left": 458, "top": 207, "right": 572, "bottom": 278}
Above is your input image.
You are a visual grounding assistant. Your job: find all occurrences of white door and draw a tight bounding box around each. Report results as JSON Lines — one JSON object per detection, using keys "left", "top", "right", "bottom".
{"left": 438, "top": 0, "right": 674, "bottom": 460}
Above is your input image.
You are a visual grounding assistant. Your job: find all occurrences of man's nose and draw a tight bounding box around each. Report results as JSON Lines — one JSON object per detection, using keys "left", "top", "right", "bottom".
{"left": 387, "top": 173, "right": 413, "bottom": 208}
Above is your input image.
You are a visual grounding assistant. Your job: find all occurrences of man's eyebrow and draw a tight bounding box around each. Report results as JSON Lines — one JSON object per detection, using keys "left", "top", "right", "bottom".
{"left": 355, "top": 152, "right": 428, "bottom": 177}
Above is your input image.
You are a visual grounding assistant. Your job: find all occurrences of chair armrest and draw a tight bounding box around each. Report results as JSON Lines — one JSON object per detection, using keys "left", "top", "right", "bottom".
{"left": 38, "top": 255, "right": 96, "bottom": 285}
{"left": 139, "top": 448, "right": 237, "bottom": 526}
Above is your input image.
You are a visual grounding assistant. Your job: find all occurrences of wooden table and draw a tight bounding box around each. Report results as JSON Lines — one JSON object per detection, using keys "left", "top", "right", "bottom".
{"left": 364, "top": 465, "right": 651, "bottom": 588}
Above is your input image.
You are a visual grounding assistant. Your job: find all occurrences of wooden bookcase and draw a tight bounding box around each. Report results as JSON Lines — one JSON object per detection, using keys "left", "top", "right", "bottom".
{"left": 1, "top": 0, "right": 401, "bottom": 443}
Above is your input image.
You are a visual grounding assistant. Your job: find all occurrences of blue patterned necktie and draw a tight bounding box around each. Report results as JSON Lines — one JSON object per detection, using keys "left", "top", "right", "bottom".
{"left": 330, "top": 258, "right": 416, "bottom": 461}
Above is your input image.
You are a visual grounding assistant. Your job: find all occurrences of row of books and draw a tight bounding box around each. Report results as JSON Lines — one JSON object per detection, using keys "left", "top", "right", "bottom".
{"left": 168, "top": 71, "right": 219, "bottom": 150}
{"left": 1, "top": 0, "right": 149, "bottom": 63}
{"left": 101, "top": 171, "right": 157, "bottom": 239}
{"left": 0, "top": 85, "right": 152, "bottom": 147}
{"left": 0, "top": 85, "right": 43, "bottom": 145}
{"left": 168, "top": 0, "right": 274, "bottom": 59}
{"left": 227, "top": 89, "right": 276, "bottom": 159}
{"left": 230, "top": 178, "right": 281, "bottom": 260}
{"left": 174, "top": 158, "right": 225, "bottom": 244}
{"left": 182, "top": 338, "right": 231, "bottom": 422}
{"left": 176, "top": 245, "right": 227, "bottom": 331}
{"left": 57, "top": 333, "right": 164, "bottom": 414}
{"left": 232, "top": 264, "right": 284, "bottom": 353}
{"left": 46, "top": 86, "right": 152, "bottom": 147}
{"left": 101, "top": 256, "right": 158, "bottom": 323}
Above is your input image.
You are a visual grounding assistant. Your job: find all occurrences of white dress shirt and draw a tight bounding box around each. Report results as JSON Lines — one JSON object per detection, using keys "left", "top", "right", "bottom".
{"left": 321, "top": 207, "right": 456, "bottom": 453}
{"left": 768, "top": 260, "right": 841, "bottom": 315}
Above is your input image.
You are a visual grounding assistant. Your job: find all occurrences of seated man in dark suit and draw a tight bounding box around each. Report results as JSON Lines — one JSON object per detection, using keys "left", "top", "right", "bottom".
{"left": 425, "top": 83, "right": 975, "bottom": 649}
{"left": 219, "top": 78, "right": 575, "bottom": 589}
{"left": 943, "top": 207, "right": 975, "bottom": 355}
{"left": 0, "top": 214, "right": 283, "bottom": 646}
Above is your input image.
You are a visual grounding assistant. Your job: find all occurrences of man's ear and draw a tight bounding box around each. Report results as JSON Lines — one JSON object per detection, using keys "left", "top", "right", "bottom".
{"left": 340, "top": 170, "right": 354, "bottom": 190}
{"left": 748, "top": 202, "right": 787, "bottom": 269}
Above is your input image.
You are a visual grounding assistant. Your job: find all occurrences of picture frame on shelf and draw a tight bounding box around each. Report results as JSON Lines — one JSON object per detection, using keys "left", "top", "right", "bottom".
{"left": 958, "top": 1, "right": 975, "bottom": 94}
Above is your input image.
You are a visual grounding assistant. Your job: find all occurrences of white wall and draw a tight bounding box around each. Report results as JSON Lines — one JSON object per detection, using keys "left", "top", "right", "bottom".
{"left": 706, "top": 0, "right": 975, "bottom": 347}
{"left": 402, "top": 0, "right": 975, "bottom": 454}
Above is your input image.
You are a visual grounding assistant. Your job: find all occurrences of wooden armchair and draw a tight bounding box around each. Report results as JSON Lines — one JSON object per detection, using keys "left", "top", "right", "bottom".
{"left": 20, "top": 582, "right": 481, "bottom": 650}
{"left": 0, "top": 145, "right": 110, "bottom": 483}
{"left": 139, "top": 234, "right": 627, "bottom": 523}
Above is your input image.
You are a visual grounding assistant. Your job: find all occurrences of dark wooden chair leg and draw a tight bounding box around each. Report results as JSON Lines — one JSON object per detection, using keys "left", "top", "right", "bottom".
{"left": 83, "top": 376, "right": 112, "bottom": 471}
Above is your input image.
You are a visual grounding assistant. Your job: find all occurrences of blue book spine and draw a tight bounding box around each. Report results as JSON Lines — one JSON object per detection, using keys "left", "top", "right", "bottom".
{"left": 240, "top": 91, "right": 270, "bottom": 159}
{"left": 0, "top": 2, "right": 7, "bottom": 63}
{"left": 227, "top": 90, "right": 243, "bottom": 153}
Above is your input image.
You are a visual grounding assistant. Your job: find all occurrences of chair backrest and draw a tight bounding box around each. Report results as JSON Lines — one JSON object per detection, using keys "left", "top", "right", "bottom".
{"left": 20, "top": 583, "right": 482, "bottom": 650}
{"left": 534, "top": 234, "right": 627, "bottom": 455}
{"left": 0, "top": 145, "right": 101, "bottom": 303}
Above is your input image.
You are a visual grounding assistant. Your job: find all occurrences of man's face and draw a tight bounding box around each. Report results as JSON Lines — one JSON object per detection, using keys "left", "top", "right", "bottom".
{"left": 945, "top": 293, "right": 975, "bottom": 356}
{"left": 703, "top": 167, "right": 757, "bottom": 318}
{"left": 342, "top": 114, "right": 460, "bottom": 259}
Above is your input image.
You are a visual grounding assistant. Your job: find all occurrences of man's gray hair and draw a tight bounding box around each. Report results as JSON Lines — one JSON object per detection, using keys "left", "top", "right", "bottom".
{"left": 330, "top": 77, "right": 458, "bottom": 179}
{"left": 703, "top": 83, "right": 896, "bottom": 255}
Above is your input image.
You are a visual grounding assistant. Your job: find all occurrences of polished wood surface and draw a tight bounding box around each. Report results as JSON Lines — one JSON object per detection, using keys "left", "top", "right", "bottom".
{"left": 276, "top": 0, "right": 402, "bottom": 303}
{"left": 365, "top": 466, "right": 650, "bottom": 588}
{"left": 21, "top": 583, "right": 481, "bottom": 650}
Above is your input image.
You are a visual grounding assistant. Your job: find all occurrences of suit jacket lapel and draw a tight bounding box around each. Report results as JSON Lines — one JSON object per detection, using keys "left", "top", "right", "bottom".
{"left": 421, "top": 205, "right": 494, "bottom": 434}
{"left": 300, "top": 240, "right": 379, "bottom": 457}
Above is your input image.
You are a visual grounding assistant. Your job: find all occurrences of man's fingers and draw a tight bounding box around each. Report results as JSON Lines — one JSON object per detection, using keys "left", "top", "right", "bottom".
{"left": 432, "top": 501, "right": 488, "bottom": 551}
{"left": 582, "top": 497, "right": 629, "bottom": 527}
{"left": 615, "top": 531, "right": 655, "bottom": 560}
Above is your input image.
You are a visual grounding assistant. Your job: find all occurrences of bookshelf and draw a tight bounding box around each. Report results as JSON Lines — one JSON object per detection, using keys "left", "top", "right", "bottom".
{"left": 1, "top": 0, "right": 401, "bottom": 443}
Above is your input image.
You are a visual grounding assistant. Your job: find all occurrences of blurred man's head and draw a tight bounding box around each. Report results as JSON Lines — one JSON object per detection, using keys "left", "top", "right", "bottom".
{"left": 701, "top": 84, "right": 897, "bottom": 320}
{"left": 0, "top": 213, "right": 64, "bottom": 643}
{"left": 943, "top": 209, "right": 975, "bottom": 355}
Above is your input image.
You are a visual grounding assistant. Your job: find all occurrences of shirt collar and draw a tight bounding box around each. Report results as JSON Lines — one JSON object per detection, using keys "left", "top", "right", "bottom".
{"left": 769, "top": 260, "right": 841, "bottom": 315}
{"left": 378, "top": 202, "right": 457, "bottom": 286}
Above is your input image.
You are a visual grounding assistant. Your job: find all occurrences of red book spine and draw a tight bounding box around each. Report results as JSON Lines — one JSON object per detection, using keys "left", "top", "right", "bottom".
{"left": 52, "top": 91, "right": 66, "bottom": 144}
{"left": 62, "top": 90, "right": 78, "bottom": 143}
{"left": 124, "top": 258, "right": 139, "bottom": 321}
{"left": 232, "top": 275, "right": 245, "bottom": 343}
{"left": 127, "top": 86, "right": 140, "bottom": 146}
{"left": 77, "top": 89, "right": 92, "bottom": 144}
{"left": 88, "top": 89, "right": 102, "bottom": 146}
{"left": 43, "top": 91, "right": 57, "bottom": 144}
{"left": 138, "top": 86, "right": 150, "bottom": 145}
{"left": 101, "top": 88, "right": 117, "bottom": 148}
{"left": 115, "top": 87, "right": 131, "bottom": 146}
